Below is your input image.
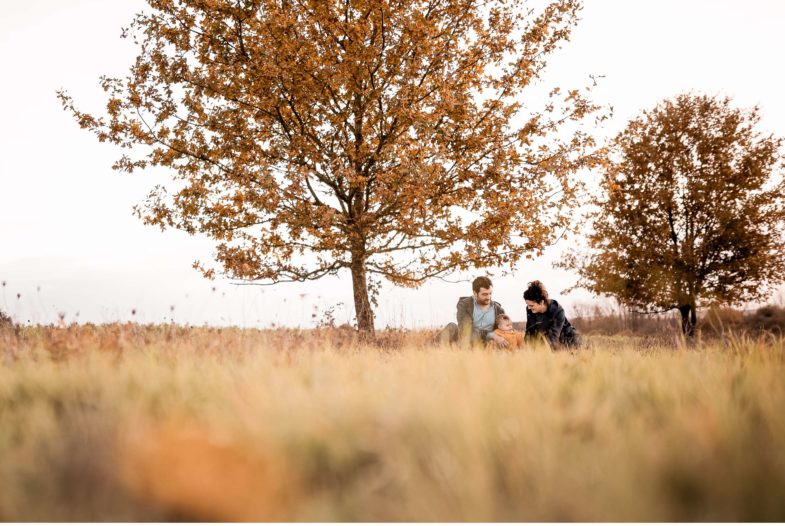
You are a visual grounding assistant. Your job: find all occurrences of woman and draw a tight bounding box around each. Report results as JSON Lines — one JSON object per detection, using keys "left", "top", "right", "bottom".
{"left": 523, "top": 280, "right": 581, "bottom": 349}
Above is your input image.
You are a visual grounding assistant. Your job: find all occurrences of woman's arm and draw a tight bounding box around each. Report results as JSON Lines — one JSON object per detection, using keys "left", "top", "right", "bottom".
{"left": 548, "top": 307, "right": 566, "bottom": 348}
{"left": 525, "top": 309, "right": 536, "bottom": 336}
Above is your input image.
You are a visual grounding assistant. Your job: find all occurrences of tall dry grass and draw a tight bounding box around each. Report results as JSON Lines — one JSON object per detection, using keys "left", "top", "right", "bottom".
{"left": 1, "top": 324, "right": 785, "bottom": 521}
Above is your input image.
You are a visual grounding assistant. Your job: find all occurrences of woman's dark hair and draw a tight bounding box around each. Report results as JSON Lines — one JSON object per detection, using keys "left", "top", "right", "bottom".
{"left": 523, "top": 280, "right": 549, "bottom": 304}
{"left": 472, "top": 276, "right": 493, "bottom": 293}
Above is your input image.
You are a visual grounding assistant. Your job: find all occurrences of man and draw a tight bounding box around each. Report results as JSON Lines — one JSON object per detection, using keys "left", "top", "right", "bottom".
{"left": 437, "top": 276, "right": 510, "bottom": 348}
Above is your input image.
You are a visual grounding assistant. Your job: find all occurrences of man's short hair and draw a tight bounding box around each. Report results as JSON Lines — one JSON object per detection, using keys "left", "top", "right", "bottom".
{"left": 472, "top": 276, "right": 493, "bottom": 293}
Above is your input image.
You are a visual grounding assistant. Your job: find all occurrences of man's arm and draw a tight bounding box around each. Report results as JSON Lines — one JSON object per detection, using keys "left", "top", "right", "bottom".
{"left": 481, "top": 303, "right": 506, "bottom": 344}
{"left": 456, "top": 298, "right": 476, "bottom": 344}
{"left": 483, "top": 302, "right": 509, "bottom": 347}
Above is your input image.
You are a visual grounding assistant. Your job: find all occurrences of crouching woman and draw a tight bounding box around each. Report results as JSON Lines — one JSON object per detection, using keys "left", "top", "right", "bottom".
{"left": 523, "top": 280, "right": 581, "bottom": 349}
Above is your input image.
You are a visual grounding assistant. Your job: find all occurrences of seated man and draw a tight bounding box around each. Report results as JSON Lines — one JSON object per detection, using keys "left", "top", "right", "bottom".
{"left": 437, "top": 276, "right": 510, "bottom": 349}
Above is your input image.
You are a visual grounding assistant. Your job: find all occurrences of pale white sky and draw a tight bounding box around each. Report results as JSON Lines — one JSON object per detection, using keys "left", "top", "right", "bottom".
{"left": 1, "top": 0, "right": 784, "bottom": 328}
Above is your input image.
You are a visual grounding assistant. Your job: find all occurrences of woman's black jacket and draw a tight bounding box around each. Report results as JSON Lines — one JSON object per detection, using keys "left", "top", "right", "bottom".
{"left": 525, "top": 299, "right": 580, "bottom": 348}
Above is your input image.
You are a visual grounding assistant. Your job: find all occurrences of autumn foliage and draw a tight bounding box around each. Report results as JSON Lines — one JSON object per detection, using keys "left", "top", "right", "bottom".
{"left": 59, "top": 0, "right": 603, "bottom": 335}
{"left": 564, "top": 94, "right": 785, "bottom": 335}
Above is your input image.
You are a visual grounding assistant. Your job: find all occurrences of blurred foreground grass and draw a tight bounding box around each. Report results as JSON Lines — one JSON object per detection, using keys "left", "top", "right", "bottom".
{"left": 1, "top": 324, "right": 785, "bottom": 521}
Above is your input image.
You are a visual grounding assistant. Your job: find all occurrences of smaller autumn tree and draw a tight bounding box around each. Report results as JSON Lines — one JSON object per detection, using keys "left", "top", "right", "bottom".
{"left": 564, "top": 94, "right": 785, "bottom": 336}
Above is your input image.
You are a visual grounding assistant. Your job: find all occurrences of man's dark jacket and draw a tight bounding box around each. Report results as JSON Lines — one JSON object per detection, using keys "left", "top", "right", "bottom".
{"left": 525, "top": 299, "right": 579, "bottom": 348}
{"left": 456, "top": 296, "right": 505, "bottom": 344}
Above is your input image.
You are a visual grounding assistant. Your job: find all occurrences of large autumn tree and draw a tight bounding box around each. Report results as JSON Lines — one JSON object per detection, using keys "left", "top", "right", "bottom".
{"left": 60, "top": 0, "right": 603, "bottom": 336}
{"left": 564, "top": 94, "right": 785, "bottom": 336}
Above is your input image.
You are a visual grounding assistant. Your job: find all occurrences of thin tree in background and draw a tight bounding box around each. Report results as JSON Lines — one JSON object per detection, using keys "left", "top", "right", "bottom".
{"left": 563, "top": 94, "right": 785, "bottom": 336}
{"left": 59, "top": 0, "right": 604, "bottom": 336}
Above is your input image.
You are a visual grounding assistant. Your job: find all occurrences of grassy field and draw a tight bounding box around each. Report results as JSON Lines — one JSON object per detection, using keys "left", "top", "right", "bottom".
{"left": 1, "top": 324, "right": 785, "bottom": 521}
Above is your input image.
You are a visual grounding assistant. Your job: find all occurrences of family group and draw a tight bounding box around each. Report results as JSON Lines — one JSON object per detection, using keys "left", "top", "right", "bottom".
{"left": 436, "top": 277, "right": 581, "bottom": 350}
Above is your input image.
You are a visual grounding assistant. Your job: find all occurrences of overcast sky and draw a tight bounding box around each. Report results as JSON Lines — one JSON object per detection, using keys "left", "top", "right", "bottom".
{"left": 2, "top": 0, "right": 784, "bottom": 328}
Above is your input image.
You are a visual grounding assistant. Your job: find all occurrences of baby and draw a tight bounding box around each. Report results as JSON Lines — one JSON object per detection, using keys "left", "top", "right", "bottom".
{"left": 493, "top": 314, "right": 525, "bottom": 351}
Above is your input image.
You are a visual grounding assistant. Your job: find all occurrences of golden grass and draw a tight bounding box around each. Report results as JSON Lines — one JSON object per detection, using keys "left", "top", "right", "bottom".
{"left": 1, "top": 324, "right": 784, "bottom": 521}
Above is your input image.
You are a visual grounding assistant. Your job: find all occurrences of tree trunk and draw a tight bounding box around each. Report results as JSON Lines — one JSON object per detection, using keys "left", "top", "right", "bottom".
{"left": 678, "top": 303, "right": 697, "bottom": 337}
{"left": 350, "top": 252, "right": 375, "bottom": 340}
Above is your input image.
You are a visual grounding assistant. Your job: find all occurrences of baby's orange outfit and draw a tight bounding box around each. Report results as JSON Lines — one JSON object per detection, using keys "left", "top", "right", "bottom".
{"left": 493, "top": 328, "right": 525, "bottom": 350}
